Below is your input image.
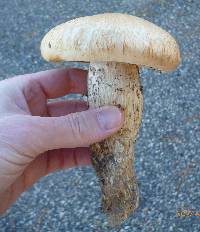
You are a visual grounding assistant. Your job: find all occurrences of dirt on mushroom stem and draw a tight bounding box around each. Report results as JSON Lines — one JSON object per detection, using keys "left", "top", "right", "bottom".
{"left": 88, "top": 61, "right": 143, "bottom": 227}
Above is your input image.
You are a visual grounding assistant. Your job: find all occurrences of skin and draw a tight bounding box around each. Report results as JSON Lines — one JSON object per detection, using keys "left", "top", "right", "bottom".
{"left": 0, "top": 68, "right": 123, "bottom": 214}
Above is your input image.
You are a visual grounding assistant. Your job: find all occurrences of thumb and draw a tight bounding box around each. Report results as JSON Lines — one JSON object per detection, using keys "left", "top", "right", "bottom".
{"left": 29, "top": 106, "right": 123, "bottom": 152}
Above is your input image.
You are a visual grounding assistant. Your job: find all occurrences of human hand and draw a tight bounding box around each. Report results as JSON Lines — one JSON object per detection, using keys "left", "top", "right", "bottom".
{"left": 0, "top": 68, "right": 123, "bottom": 214}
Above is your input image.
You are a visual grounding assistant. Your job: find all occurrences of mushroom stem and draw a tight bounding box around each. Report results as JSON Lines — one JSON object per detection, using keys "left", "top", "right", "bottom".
{"left": 88, "top": 61, "right": 143, "bottom": 226}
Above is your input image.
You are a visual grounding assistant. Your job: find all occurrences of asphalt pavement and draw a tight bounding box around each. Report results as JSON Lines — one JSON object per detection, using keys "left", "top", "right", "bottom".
{"left": 0, "top": 0, "right": 200, "bottom": 231}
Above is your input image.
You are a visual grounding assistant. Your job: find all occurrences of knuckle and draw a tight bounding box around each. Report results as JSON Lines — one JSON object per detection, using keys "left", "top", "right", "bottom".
{"left": 67, "top": 112, "right": 86, "bottom": 144}
{"left": 23, "top": 79, "right": 38, "bottom": 100}
{"left": 23, "top": 79, "right": 44, "bottom": 104}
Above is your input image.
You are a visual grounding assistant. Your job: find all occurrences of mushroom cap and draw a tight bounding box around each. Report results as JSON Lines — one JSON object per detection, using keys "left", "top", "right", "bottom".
{"left": 41, "top": 13, "right": 180, "bottom": 72}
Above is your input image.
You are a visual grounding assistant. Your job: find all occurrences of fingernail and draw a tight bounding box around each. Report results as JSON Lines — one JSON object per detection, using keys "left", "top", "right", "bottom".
{"left": 97, "top": 106, "right": 123, "bottom": 130}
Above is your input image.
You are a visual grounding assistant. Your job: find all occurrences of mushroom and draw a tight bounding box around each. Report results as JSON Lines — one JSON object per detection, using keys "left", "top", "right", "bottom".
{"left": 40, "top": 13, "right": 180, "bottom": 226}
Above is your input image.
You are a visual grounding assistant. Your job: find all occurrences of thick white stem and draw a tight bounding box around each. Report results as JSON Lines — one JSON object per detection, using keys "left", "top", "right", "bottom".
{"left": 88, "top": 61, "right": 143, "bottom": 226}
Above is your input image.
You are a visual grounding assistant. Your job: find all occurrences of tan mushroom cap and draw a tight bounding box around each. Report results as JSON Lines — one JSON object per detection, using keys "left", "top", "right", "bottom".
{"left": 41, "top": 13, "right": 180, "bottom": 72}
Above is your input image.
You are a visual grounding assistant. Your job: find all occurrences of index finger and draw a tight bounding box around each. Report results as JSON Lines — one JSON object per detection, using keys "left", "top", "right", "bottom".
{"left": 29, "top": 68, "right": 88, "bottom": 99}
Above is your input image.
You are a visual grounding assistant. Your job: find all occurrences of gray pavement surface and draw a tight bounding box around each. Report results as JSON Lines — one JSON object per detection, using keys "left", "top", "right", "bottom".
{"left": 0, "top": 0, "right": 200, "bottom": 231}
